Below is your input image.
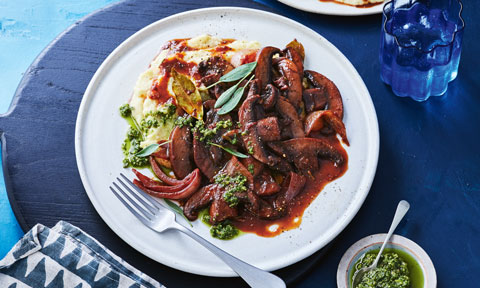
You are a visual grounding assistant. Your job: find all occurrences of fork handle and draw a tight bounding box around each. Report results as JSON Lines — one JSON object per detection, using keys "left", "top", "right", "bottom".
{"left": 173, "top": 222, "right": 286, "bottom": 288}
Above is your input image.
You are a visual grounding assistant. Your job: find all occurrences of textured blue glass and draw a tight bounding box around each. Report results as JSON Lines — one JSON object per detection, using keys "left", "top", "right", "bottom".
{"left": 380, "top": 0, "right": 465, "bottom": 102}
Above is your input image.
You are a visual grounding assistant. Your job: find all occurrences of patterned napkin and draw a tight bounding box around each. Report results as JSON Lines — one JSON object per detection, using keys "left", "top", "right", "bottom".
{"left": 0, "top": 221, "right": 164, "bottom": 288}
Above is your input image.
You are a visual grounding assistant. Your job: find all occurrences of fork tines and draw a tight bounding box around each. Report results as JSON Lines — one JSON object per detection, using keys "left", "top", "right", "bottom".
{"left": 110, "top": 173, "right": 161, "bottom": 222}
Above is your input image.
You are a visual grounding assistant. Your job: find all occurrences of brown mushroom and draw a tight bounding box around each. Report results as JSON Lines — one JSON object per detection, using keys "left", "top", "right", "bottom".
{"left": 274, "top": 57, "right": 304, "bottom": 112}
{"left": 268, "top": 138, "right": 344, "bottom": 175}
{"left": 302, "top": 88, "right": 328, "bottom": 113}
{"left": 304, "top": 70, "right": 343, "bottom": 119}
{"left": 275, "top": 97, "right": 305, "bottom": 139}
{"left": 210, "top": 188, "right": 239, "bottom": 224}
{"left": 222, "top": 156, "right": 253, "bottom": 188}
{"left": 240, "top": 156, "right": 264, "bottom": 177}
{"left": 283, "top": 46, "right": 304, "bottom": 77}
{"left": 169, "top": 125, "right": 193, "bottom": 179}
{"left": 256, "top": 116, "right": 282, "bottom": 142}
{"left": 184, "top": 184, "right": 217, "bottom": 220}
{"left": 255, "top": 172, "right": 281, "bottom": 197}
{"left": 305, "top": 110, "right": 349, "bottom": 145}
{"left": 193, "top": 135, "right": 223, "bottom": 180}
{"left": 255, "top": 46, "right": 280, "bottom": 90}
{"left": 261, "top": 84, "right": 279, "bottom": 111}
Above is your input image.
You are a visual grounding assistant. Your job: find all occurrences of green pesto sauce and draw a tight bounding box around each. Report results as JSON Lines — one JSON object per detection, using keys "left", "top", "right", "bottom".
{"left": 199, "top": 209, "right": 242, "bottom": 240}
{"left": 176, "top": 116, "right": 233, "bottom": 142}
{"left": 350, "top": 249, "right": 424, "bottom": 288}
{"left": 119, "top": 103, "right": 176, "bottom": 168}
{"left": 213, "top": 173, "right": 247, "bottom": 208}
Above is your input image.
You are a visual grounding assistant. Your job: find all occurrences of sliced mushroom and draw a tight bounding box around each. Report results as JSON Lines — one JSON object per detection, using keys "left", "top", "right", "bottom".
{"left": 304, "top": 70, "right": 343, "bottom": 119}
{"left": 261, "top": 84, "right": 279, "bottom": 111}
{"left": 222, "top": 156, "right": 253, "bottom": 188}
{"left": 274, "top": 57, "right": 303, "bottom": 112}
{"left": 268, "top": 138, "right": 344, "bottom": 175}
{"left": 305, "top": 110, "right": 349, "bottom": 145}
{"left": 275, "top": 97, "right": 305, "bottom": 139}
{"left": 302, "top": 88, "right": 328, "bottom": 113}
{"left": 256, "top": 116, "right": 281, "bottom": 142}
{"left": 240, "top": 156, "right": 264, "bottom": 177}
{"left": 247, "top": 79, "right": 260, "bottom": 98}
{"left": 255, "top": 172, "right": 281, "bottom": 197}
{"left": 210, "top": 188, "right": 239, "bottom": 224}
{"left": 184, "top": 184, "right": 217, "bottom": 220}
{"left": 193, "top": 135, "right": 222, "bottom": 180}
{"left": 255, "top": 46, "right": 280, "bottom": 90}
{"left": 244, "top": 190, "right": 281, "bottom": 219}
{"left": 283, "top": 47, "right": 304, "bottom": 77}
{"left": 169, "top": 125, "right": 193, "bottom": 179}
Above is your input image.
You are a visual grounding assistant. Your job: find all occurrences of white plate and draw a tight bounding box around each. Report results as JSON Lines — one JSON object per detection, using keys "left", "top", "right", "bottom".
{"left": 278, "top": 0, "right": 385, "bottom": 16}
{"left": 75, "top": 7, "right": 379, "bottom": 277}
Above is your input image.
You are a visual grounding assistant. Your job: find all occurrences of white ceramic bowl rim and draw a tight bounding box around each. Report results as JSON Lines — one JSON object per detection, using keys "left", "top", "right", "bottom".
{"left": 337, "top": 233, "right": 437, "bottom": 288}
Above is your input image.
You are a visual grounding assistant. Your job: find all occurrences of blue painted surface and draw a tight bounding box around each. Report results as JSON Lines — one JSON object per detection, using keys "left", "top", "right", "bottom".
{"left": 0, "top": 143, "right": 23, "bottom": 258}
{"left": 0, "top": 0, "right": 119, "bottom": 259}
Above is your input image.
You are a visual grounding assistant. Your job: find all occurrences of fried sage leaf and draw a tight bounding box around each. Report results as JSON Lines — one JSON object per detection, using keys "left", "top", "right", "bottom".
{"left": 215, "top": 84, "right": 239, "bottom": 109}
{"left": 171, "top": 69, "right": 203, "bottom": 120}
{"left": 135, "top": 141, "right": 171, "bottom": 157}
{"left": 217, "top": 75, "right": 254, "bottom": 115}
{"left": 219, "top": 61, "right": 257, "bottom": 82}
{"left": 208, "top": 142, "right": 248, "bottom": 158}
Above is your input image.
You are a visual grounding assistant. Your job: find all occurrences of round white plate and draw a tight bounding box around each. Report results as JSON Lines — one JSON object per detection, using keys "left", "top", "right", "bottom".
{"left": 75, "top": 7, "right": 379, "bottom": 277}
{"left": 278, "top": 0, "right": 385, "bottom": 16}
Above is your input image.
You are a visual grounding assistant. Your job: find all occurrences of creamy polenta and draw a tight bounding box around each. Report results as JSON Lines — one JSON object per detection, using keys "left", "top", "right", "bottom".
{"left": 129, "top": 34, "right": 261, "bottom": 147}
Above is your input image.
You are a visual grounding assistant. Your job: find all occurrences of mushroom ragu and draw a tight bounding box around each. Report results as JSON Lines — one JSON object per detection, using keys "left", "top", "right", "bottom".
{"left": 120, "top": 36, "right": 349, "bottom": 239}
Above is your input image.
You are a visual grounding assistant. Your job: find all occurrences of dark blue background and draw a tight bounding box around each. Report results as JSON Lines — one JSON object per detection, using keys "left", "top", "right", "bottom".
{"left": 0, "top": 0, "right": 478, "bottom": 287}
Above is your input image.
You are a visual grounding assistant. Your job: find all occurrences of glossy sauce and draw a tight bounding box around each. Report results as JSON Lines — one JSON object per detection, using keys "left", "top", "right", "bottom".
{"left": 149, "top": 56, "right": 200, "bottom": 104}
{"left": 149, "top": 38, "right": 235, "bottom": 104}
{"left": 232, "top": 133, "right": 348, "bottom": 237}
{"left": 318, "top": 0, "right": 383, "bottom": 8}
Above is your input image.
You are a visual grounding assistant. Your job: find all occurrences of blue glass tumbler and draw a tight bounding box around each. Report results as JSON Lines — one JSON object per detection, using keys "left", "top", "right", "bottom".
{"left": 380, "top": 0, "right": 465, "bottom": 101}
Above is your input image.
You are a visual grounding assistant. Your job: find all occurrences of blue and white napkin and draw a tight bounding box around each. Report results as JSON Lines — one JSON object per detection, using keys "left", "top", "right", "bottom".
{"left": 0, "top": 221, "right": 164, "bottom": 288}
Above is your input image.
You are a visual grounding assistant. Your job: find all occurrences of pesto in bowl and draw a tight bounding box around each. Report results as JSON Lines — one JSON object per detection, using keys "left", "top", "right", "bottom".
{"left": 337, "top": 234, "right": 437, "bottom": 288}
{"left": 351, "top": 249, "right": 423, "bottom": 288}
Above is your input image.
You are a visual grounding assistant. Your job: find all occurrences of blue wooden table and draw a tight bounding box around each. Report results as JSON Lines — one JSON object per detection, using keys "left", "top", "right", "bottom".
{"left": 1, "top": 0, "right": 479, "bottom": 287}
{"left": 0, "top": 0, "right": 120, "bottom": 259}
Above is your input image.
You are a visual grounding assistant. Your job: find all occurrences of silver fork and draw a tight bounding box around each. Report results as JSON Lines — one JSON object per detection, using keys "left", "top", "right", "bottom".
{"left": 110, "top": 173, "right": 286, "bottom": 288}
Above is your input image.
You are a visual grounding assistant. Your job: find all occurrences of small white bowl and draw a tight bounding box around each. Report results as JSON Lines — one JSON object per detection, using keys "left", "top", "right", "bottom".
{"left": 337, "top": 234, "right": 437, "bottom": 288}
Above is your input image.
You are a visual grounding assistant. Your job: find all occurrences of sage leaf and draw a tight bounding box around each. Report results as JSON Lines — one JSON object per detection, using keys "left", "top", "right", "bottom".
{"left": 217, "top": 85, "right": 246, "bottom": 115}
{"left": 205, "top": 61, "right": 257, "bottom": 90}
{"left": 217, "top": 74, "right": 255, "bottom": 115}
{"left": 208, "top": 142, "right": 248, "bottom": 158}
{"left": 135, "top": 143, "right": 159, "bottom": 157}
{"left": 219, "top": 61, "right": 257, "bottom": 82}
{"left": 214, "top": 84, "right": 239, "bottom": 108}
{"left": 136, "top": 141, "right": 170, "bottom": 157}
{"left": 171, "top": 69, "right": 203, "bottom": 120}
{"left": 164, "top": 199, "right": 193, "bottom": 227}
